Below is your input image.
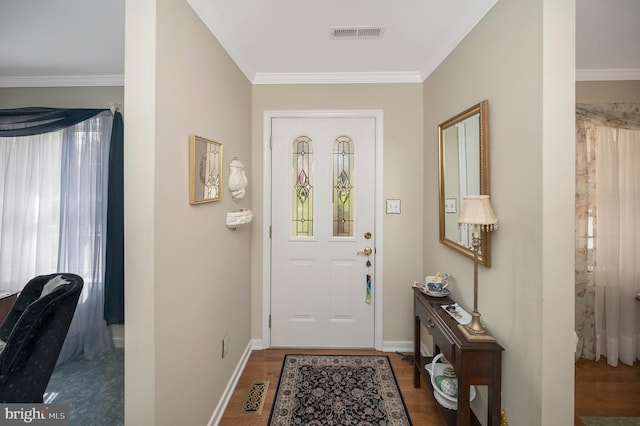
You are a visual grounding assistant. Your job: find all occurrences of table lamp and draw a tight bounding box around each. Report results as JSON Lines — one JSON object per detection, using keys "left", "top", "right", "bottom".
{"left": 457, "top": 195, "right": 498, "bottom": 342}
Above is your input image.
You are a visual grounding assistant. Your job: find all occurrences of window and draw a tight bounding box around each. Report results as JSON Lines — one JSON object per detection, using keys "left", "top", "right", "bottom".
{"left": 292, "top": 136, "right": 313, "bottom": 237}
{"left": 333, "top": 136, "right": 354, "bottom": 237}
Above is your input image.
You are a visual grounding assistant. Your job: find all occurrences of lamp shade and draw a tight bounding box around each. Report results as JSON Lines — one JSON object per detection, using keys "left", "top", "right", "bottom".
{"left": 458, "top": 195, "right": 498, "bottom": 231}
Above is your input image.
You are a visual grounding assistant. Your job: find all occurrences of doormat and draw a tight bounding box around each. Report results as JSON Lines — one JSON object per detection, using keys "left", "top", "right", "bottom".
{"left": 241, "top": 380, "right": 269, "bottom": 416}
{"left": 268, "top": 354, "right": 412, "bottom": 425}
{"left": 580, "top": 417, "right": 640, "bottom": 426}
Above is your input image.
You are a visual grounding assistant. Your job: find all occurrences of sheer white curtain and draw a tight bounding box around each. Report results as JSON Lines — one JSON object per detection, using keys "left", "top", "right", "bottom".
{"left": 0, "top": 111, "right": 114, "bottom": 363}
{"left": 0, "top": 132, "right": 62, "bottom": 286}
{"left": 56, "top": 112, "right": 113, "bottom": 361}
{"left": 594, "top": 126, "right": 640, "bottom": 366}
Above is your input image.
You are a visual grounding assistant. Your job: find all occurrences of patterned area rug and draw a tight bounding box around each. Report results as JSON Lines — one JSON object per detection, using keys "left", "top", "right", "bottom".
{"left": 268, "top": 354, "right": 412, "bottom": 426}
{"left": 580, "top": 417, "right": 640, "bottom": 426}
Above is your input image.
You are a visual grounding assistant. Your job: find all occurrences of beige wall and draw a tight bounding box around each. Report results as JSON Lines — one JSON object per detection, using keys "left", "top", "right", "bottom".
{"left": 0, "top": 86, "right": 123, "bottom": 109}
{"left": 423, "top": 0, "right": 575, "bottom": 424}
{"left": 251, "top": 84, "right": 424, "bottom": 345}
{"left": 125, "top": 0, "right": 252, "bottom": 424}
{"left": 577, "top": 80, "right": 640, "bottom": 103}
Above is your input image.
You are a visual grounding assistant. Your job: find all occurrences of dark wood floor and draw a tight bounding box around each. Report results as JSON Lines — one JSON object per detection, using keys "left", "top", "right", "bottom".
{"left": 219, "top": 349, "right": 640, "bottom": 425}
{"left": 574, "top": 357, "right": 640, "bottom": 425}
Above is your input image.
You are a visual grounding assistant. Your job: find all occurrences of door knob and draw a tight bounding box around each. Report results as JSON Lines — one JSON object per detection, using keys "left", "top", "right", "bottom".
{"left": 358, "top": 247, "right": 373, "bottom": 256}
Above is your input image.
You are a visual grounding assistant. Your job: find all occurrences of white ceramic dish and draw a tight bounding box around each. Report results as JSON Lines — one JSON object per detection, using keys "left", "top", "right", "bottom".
{"left": 421, "top": 288, "right": 450, "bottom": 298}
{"left": 425, "top": 354, "right": 476, "bottom": 407}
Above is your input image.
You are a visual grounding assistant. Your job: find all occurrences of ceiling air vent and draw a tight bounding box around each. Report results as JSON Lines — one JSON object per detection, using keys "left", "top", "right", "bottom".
{"left": 330, "top": 26, "right": 385, "bottom": 40}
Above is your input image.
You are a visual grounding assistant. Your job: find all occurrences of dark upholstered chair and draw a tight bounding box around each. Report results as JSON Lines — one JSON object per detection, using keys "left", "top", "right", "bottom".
{"left": 0, "top": 273, "right": 83, "bottom": 403}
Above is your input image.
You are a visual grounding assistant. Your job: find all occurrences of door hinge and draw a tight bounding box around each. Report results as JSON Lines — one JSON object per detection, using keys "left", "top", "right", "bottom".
{"left": 269, "top": 314, "right": 271, "bottom": 329}
{"left": 269, "top": 225, "right": 272, "bottom": 239}
{"left": 269, "top": 135, "right": 273, "bottom": 149}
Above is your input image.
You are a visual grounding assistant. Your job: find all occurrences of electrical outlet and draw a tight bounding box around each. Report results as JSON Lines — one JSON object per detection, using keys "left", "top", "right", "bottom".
{"left": 222, "top": 334, "right": 229, "bottom": 358}
{"left": 386, "top": 199, "right": 401, "bottom": 214}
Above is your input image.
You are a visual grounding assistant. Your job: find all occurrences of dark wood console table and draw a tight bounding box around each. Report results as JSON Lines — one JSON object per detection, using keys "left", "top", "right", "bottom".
{"left": 413, "top": 287, "right": 503, "bottom": 426}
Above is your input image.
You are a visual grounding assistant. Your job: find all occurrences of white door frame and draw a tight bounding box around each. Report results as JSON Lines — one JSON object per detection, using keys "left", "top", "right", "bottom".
{"left": 262, "top": 109, "right": 384, "bottom": 350}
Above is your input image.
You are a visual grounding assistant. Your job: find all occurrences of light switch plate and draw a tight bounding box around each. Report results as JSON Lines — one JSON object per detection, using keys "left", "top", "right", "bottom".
{"left": 386, "top": 199, "right": 401, "bottom": 214}
{"left": 445, "top": 198, "right": 457, "bottom": 213}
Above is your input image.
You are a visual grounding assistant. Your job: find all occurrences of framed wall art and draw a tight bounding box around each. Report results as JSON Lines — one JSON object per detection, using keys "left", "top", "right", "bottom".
{"left": 190, "top": 135, "right": 223, "bottom": 204}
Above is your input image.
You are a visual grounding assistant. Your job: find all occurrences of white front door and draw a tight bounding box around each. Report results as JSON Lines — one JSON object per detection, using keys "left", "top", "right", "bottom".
{"left": 270, "top": 115, "right": 377, "bottom": 347}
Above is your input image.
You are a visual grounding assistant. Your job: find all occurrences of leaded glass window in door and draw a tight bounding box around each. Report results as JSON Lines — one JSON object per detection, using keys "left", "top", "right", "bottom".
{"left": 292, "top": 136, "right": 313, "bottom": 237}
{"left": 333, "top": 136, "right": 354, "bottom": 237}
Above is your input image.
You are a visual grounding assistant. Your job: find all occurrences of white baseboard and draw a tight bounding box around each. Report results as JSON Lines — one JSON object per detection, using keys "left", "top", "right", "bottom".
{"left": 386, "top": 341, "right": 431, "bottom": 357}
{"left": 250, "top": 338, "right": 267, "bottom": 350}
{"left": 109, "top": 324, "right": 125, "bottom": 348}
{"left": 207, "top": 341, "right": 253, "bottom": 426}
{"left": 381, "top": 340, "right": 413, "bottom": 353}
{"left": 251, "top": 340, "right": 419, "bottom": 354}
{"left": 112, "top": 336, "right": 124, "bottom": 348}
{"left": 421, "top": 341, "right": 431, "bottom": 357}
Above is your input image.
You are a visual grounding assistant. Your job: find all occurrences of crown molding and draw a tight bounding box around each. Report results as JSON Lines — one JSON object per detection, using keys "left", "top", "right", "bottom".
{"left": 576, "top": 68, "right": 640, "bottom": 82}
{"left": 0, "top": 74, "right": 124, "bottom": 88}
{"left": 253, "top": 71, "right": 423, "bottom": 85}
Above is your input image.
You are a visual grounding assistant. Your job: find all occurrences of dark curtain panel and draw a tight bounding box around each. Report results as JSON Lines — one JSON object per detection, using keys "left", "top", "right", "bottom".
{"left": 104, "top": 112, "right": 124, "bottom": 325}
{"left": 0, "top": 107, "right": 104, "bottom": 137}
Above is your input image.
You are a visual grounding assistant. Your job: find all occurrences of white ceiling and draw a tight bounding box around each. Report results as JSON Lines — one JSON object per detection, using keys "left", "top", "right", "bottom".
{"left": 0, "top": 0, "right": 638, "bottom": 87}
{"left": 576, "top": 0, "right": 640, "bottom": 81}
{"left": 0, "top": 0, "right": 125, "bottom": 87}
{"left": 187, "top": 0, "right": 499, "bottom": 83}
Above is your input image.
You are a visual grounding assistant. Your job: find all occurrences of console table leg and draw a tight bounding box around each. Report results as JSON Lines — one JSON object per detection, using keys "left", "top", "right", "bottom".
{"left": 488, "top": 353, "right": 502, "bottom": 426}
{"left": 413, "top": 316, "right": 422, "bottom": 388}
{"left": 414, "top": 315, "right": 421, "bottom": 388}
{"left": 457, "top": 376, "right": 471, "bottom": 425}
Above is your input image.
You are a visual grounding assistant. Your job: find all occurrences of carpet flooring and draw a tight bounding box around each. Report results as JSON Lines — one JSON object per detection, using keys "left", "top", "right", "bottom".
{"left": 268, "top": 354, "right": 412, "bottom": 426}
{"left": 581, "top": 418, "right": 640, "bottom": 426}
{"left": 45, "top": 348, "right": 124, "bottom": 426}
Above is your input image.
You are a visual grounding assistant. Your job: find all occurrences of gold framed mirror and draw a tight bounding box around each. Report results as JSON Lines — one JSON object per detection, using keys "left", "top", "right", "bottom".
{"left": 438, "top": 100, "right": 491, "bottom": 266}
{"left": 190, "top": 135, "right": 223, "bottom": 204}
